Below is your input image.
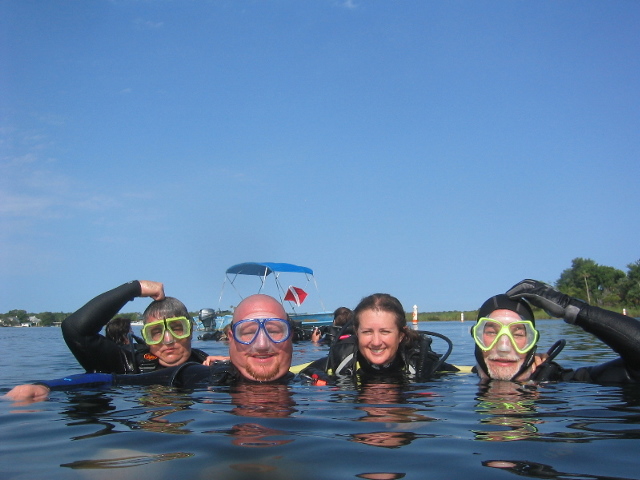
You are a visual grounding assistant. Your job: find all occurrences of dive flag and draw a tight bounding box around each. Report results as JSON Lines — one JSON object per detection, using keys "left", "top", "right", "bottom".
{"left": 284, "top": 286, "right": 308, "bottom": 306}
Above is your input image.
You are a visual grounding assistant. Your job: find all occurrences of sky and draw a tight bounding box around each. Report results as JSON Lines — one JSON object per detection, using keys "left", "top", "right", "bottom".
{"left": 1, "top": 0, "right": 639, "bottom": 316}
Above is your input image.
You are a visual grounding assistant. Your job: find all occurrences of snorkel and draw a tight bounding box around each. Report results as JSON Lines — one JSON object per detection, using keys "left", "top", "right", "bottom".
{"left": 473, "top": 294, "right": 537, "bottom": 382}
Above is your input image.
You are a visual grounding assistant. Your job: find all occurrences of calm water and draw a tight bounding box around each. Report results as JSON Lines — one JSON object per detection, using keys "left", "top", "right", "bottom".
{"left": 2, "top": 321, "right": 640, "bottom": 480}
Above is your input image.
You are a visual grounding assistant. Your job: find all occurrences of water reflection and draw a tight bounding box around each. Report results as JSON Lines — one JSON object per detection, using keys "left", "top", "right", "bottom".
{"left": 350, "top": 431, "right": 417, "bottom": 448}
{"left": 356, "top": 473, "right": 406, "bottom": 479}
{"left": 6, "top": 324, "right": 640, "bottom": 479}
{"left": 554, "top": 384, "right": 640, "bottom": 442}
{"left": 483, "top": 459, "right": 636, "bottom": 480}
{"left": 61, "top": 451, "right": 194, "bottom": 469}
{"left": 473, "top": 381, "right": 542, "bottom": 442}
{"left": 56, "top": 387, "right": 198, "bottom": 438}
{"left": 206, "top": 383, "right": 296, "bottom": 448}
{"left": 135, "top": 386, "right": 196, "bottom": 434}
{"left": 222, "top": 422, "right": 293, "bottom": 448}
{"left": 349, "top": 382, "right": 436, "bottom": 450}
{"left": 229, "top": 382, "right": 297, "bottom": 418}
{"left": 355, "top": 382, "right": 435, "bottom": 423}
{"left": 59, "top": 392, "right": 118, "bottom": 440}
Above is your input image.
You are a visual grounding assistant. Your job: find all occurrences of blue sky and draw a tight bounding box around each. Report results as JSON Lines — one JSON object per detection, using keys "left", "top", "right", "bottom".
{"left": 2, "top": 0, "right": 639, "bottom": 316}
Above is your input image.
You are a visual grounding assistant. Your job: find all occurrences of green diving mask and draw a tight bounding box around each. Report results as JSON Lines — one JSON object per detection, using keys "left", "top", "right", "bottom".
{"left": 472, "top": 318, "right": 539, "bottom": 354}
{"left": 141, "top": 316, "right": 192, "bottom": 345}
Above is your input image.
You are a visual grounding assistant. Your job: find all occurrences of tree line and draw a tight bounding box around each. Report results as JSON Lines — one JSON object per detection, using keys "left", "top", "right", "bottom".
{"left": 2, "top": 257, "right": 639, "bottom": 326}
{"left": 0, "top": 310, "right": 143, "bottom": 328}
{"left": 419, "top": 257, "right": 640, "bottom": 321}
{"left": 556, "top": 258, "right": 640, "bottom": 309}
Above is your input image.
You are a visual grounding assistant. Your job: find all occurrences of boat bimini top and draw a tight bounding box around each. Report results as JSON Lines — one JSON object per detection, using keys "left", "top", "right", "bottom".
{"left": 226, "top": 262, "right": 313, "bottom": 277}
{"left": 218, "top": 262, "right": 326, "bottom": 314}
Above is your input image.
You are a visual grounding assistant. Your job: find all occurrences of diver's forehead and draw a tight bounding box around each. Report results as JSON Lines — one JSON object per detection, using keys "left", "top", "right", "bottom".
{"left": 233, "top": 295, "right": 286, "bottom": 322}
{"left": 487, "top": 309, "right": 524, "bottom": 323}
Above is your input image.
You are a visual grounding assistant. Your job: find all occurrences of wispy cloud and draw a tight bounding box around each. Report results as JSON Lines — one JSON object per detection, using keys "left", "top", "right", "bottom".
{"left": 0, "top": 130, "right": 122, "bottom": 222}
{"left": 0, "top": 190, "right": 53, "bottom": 217}
{"left": 133, "top": 18, "right": 164, "bottom": 30}
{"left": 340, "top": 0, "right": 359, "bottom": 10}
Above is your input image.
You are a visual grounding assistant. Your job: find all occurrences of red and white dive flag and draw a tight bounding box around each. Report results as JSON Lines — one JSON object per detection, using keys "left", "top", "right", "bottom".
{"left": 284, "top": 286, "right": 308, "bottom": 306}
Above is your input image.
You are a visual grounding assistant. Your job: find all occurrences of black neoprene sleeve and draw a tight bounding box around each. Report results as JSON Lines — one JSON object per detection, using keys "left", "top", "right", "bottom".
{"left": 61, "top": 281, "right": 141, "bottom": 373}
{"left": 576, "top": 305, "right": 640, "bottom": 367}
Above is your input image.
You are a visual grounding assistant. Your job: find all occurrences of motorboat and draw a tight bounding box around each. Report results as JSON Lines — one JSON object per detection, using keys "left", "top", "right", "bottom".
{"left": 197, "top": 262, "right": 333, "bottom": 340}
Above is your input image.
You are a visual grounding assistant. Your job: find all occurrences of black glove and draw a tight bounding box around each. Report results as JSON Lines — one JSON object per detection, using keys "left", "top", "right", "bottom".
{"left": 505, "top": 279, "right": 585, "bottom": 324}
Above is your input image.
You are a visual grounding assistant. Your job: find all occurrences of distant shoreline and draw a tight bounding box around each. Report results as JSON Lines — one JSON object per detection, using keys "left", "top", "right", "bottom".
{"left": 4, "top": 306, "right": 639, "bottom": 328}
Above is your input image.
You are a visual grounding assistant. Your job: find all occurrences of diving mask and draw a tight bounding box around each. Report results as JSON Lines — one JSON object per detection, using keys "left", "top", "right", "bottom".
{"left": 142, "top": 316, "right": 192, "bottom": 345}
{"left": 472, "top": 317, "right": 538, "bottom": 354}
{"left": 231, "top": 318, "right": 291, "bottom": 345}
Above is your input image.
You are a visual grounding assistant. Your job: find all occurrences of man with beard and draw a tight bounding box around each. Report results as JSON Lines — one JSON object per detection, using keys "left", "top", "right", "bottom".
{"left": 224, "top": 293, "right": 294, "bottom": 383}
{"left": 4, "top": 294, "right": 299, "bottom": 403}
{"left": 473, "top": 279, "right": 640, "bottom": 384}
{"left": 472, "top": 293, "right": 543, "bottom": 382}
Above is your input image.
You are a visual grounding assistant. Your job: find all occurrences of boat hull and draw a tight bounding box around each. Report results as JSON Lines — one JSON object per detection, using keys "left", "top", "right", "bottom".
{"left": 289, "top": 312, "right": 334, "bottom": 325}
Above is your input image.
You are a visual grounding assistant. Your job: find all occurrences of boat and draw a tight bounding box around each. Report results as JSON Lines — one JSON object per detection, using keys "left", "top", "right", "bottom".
{"left": 198, "top": 262, "right": 334, "bottom": 339}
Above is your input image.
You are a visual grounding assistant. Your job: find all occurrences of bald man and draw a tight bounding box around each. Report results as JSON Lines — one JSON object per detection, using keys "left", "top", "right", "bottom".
{"left": 5, "top": 295, "right": 301, "bottom": 403}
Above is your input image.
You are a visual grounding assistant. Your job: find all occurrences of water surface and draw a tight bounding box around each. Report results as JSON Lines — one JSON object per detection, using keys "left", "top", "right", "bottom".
{"left": 1, "top": 321, "right": 639, "bottom": 480}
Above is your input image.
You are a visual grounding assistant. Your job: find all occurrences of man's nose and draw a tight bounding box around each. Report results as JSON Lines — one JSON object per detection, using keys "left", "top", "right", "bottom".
{"left": 252, "top": 327, "right": 271, "bottom": 349}
{"left": 496, "top": 334, "right": 512, "bottom": 352}
{"left": 162, "top": 328, "right": 175, "bottom": 344}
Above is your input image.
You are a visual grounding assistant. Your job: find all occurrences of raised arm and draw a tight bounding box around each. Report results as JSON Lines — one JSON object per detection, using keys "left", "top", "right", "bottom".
{"left": 61, "top": 281, "right": 164, "bottom": 373}
{"left": 506, "top": 279, "right": 640, "bottom": 368}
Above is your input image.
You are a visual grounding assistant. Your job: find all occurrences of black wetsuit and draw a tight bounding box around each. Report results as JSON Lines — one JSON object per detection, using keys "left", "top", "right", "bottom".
{"left": 533, "top": 305, "right": 640, "bottom": 384}
{"left": 304, "top": 332, "right": 459, "bottom": 382}
{"left": 315, "top": 325, "right": 343, "bottom": 345}
{"left": 36, "top": 361, "right": 297, "bottom": 391}
{"left": 61, "top": 281, "right": 207, "bottom": 374}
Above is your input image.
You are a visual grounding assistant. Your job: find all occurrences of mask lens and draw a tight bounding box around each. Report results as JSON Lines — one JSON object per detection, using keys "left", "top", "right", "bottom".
{"left": 165, "top": 317, "right": 191, "bottom": 339}
{"left": 264, "top": 319, "right": 289, "bottom": 342}
{"left": 234, "top": 320, "right": 260, "bottom": 344}
{"left": 473, "top": 318, "right": 538, "bottom": 354}
{"left": 142, "top": 319, "right": 165, "bottom": 344}
{"left": 141, "top": 317, "right": 191, "bottom": 344}
{"left": 232, "top": 318, "right": 291, "bottom": 345}
{"left": 507, "top": 322, "right": 534, "bottom": 352}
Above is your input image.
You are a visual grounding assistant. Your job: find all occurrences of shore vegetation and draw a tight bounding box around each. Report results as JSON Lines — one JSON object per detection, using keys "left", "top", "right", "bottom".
{"left": 3, "top": 258, "right": 639, "bottom": 326}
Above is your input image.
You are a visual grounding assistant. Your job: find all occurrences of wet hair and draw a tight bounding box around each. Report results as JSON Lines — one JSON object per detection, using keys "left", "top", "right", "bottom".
{"left": 142, "top": 297, "right": 191, "bottom": 324}
{"left": 105, "top": 317, "right": 131, "bottom": 345}
{"left": 333, "top": 307, "right": 352, "bottom": 327}
{"left": 353, "top": 293, "right": 419, "bottom": 346}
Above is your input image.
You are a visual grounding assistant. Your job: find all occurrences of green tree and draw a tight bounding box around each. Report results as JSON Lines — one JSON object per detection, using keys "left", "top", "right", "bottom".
{"left": 556, "top": 258, "right": 599, "bottom": 302}
{"left": 38, "top": 312, "right": 57, "bottom": 327}
{"left": 621, "top": 260, "right": 640, "bottom": 307}
{"left": 6, "top": 309, "right": 29, "bottom": 323}
{"left": 556, "top": 258, "right": 625, "bottom": 307}
{"left": 595, "top": 265, "right": 625, "bottom": 306}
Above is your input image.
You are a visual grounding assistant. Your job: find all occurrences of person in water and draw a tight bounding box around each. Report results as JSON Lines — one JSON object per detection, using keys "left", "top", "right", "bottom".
{"left": 474, "top": 279, "right": 640, "bottom": 383}
{"left": 310, "top": 306, "right": 352, "bottom": 344}
{"left": 105, "top": 317, "right": 143, "bottom": 346}
{"left": 4, "top": 294, "right": 301, "bottom": 403}
{"left": 305, "top": 293, "right": 458, "bottom": 381}
{"left": 62, "top": 280, "right": 212, "bottom": 374}
{"left": 472, "top": 293, "right": 542, "bottom": 382}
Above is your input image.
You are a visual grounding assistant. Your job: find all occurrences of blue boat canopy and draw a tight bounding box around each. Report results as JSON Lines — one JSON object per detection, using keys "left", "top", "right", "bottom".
{"left": 217, "top": 262, "right": 326, "bottom": 316}
{"left": 225, "top": 262, "right": 314, "bottom": 277}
